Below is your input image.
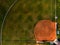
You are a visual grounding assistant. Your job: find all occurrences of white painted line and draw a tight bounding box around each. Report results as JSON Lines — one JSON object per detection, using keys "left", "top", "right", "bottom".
{"left": 0, "top": 0, "right": 17, "bottom": 45}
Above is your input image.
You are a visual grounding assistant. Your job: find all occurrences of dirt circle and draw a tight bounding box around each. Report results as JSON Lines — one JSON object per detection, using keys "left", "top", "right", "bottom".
{"left": 34, "top": 20, "right": 56, "bottom": 41}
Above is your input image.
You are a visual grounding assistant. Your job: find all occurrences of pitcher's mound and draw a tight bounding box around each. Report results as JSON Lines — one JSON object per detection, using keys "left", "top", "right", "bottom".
{"left": 34, "top": 20, "right": 56, "bottom": 42}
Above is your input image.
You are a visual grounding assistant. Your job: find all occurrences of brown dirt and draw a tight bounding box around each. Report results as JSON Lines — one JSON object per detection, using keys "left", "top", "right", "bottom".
{"left": 34, "top": 20, "right": 56, "bottom": 42}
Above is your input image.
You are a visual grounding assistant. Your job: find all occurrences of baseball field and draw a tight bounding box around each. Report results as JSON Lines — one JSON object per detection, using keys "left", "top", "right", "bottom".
{"left": 0, "top": 0, "right": 60, "bottom": 45}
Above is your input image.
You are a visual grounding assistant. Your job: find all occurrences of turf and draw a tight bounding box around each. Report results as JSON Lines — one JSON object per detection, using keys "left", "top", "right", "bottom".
{"left": 0, "top": 0, "right": 60, "bottom": 45}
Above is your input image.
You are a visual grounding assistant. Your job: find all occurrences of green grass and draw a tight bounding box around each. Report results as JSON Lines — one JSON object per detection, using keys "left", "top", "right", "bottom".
{"left": 0, "top": 0, "right": 60, "bottom": 45}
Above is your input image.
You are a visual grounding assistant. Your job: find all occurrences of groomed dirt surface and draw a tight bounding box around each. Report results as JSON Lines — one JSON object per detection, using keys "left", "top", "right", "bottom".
{"left": 34, "top": 20, "right": 56, "bottom": 42}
